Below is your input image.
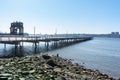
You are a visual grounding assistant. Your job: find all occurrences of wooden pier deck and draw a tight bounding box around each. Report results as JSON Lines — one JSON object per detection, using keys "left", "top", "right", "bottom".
{"left": 0, "top": 36, "right": 92, "bottom": 44}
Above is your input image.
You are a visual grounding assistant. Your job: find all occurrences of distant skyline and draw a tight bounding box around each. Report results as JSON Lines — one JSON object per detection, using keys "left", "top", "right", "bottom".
{"left": 0, "top": 0, "right": 120, "bottom": 34}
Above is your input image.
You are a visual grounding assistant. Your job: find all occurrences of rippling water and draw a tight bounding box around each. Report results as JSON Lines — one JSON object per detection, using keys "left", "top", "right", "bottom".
{"left": 0, "top": 37, "right": 120, "bottom": 78}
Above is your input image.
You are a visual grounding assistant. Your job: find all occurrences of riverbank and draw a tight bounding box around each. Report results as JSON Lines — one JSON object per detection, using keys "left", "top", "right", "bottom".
{"left": 0, "top": 54, "right": 116, "bottom": 80}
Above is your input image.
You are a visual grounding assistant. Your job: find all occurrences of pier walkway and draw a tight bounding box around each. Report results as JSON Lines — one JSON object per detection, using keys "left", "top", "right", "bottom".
{"left": 0, "top": 35, "right": 92, "bottom": 44}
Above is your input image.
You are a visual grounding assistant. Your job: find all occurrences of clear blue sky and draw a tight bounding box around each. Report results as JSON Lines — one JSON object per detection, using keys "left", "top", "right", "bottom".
{"left": 0, "top": 0, "right": 120, "bottom": 34}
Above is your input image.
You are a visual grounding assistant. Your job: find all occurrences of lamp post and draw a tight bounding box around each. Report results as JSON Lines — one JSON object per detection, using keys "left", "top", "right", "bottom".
{"left": 34, "top": 27, "right": 35, "bottom": 36}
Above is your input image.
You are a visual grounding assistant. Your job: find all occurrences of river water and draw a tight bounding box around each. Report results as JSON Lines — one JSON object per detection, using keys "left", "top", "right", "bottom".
{"left": 0, "top": 37, "right": 120, "bottom": 78}
{"left": 46, "top": 37, "right": 120, "bottom": 79}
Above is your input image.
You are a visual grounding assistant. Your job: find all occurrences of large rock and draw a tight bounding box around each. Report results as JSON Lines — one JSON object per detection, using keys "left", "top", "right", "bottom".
{"left": 19, "top": 78, "right": 25, "bottom": 80}
{"left": 0, "top": 77, "right": 8, "bottom": 80}
{"left": 0, "top": 73, "right": 12, "bottom": 77}
{"left": 47, "top": 60, "right": 57, "bottom": 67}
{"left": 0, "top": 66, "right": 4, "bottom": 70}
{"left": 42, "top": 55, "right": 51, "bottom": 60}
{"left": 54, "top": 68, "right": 62, "bottom": 73}
{"left": 21, "top": 69, "right": 36, "bottom": 75}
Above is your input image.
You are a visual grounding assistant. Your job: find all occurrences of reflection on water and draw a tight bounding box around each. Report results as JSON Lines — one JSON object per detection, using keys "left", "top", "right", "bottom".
{"left": 0, "top": 40, "right": 82, "bottom": 58}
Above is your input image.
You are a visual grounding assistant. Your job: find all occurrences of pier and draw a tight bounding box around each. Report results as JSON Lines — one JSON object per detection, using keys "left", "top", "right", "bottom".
{"left": 0, "top": 35, "right": 92, "bottom": 45}
{"left": 0, "top": 35, "right": 92, "bottom": 57}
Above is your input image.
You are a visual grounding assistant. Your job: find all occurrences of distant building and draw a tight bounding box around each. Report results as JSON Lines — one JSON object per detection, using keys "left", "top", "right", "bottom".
{"left": 10, "top": 21, "right": 24, "bottom": 35}
{"left": 111, "top": 32, "right": 119, "bottom": 36}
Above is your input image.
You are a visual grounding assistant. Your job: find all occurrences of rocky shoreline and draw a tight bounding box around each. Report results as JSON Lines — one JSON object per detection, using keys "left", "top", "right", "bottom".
{"left": 0, "top": 54, "right": 117, "bottom": 80}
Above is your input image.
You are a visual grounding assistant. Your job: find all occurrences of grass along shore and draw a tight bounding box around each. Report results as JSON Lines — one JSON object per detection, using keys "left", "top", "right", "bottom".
{"left": 0, "top": 54, "right": 116, "bottom": 80}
